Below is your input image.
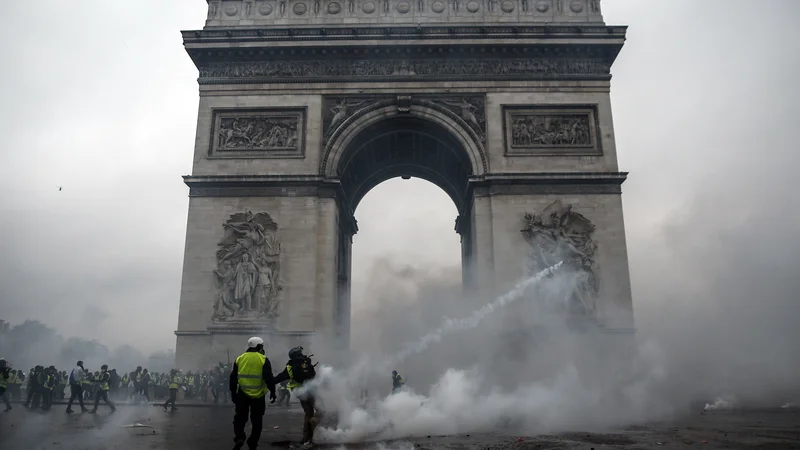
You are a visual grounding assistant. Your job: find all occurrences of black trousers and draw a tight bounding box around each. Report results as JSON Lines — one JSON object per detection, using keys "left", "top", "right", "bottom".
{"left": 27, "top": 388, "right": 42, "bottom": 409}
{"left": 217, "top": 384, "right": 228, "bottom": 403}
{"left": 233, "top": 394, "right": 266, "bottom": 449}
{"left": 93, "top": 390, "right": 115, "bottom": 411}
{"left": 0, "top": 387, "right": 11, "bottom": 410}
{"left": 67, "top": 384, "right": 86, "bottom": 411}
{"left": 164, "top": 388, "right": 178, "bottom": 409}
{"left": 41, "top": 388, "right": 52, "bottom": 410}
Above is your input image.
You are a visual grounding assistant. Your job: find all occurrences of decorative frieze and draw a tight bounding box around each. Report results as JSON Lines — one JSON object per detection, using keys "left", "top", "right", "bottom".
{"left": 204, "top": 0, "right": 603, "bottom": 26}
{"left": 502, "top": 105, "right": 601, "bottom": 156}
{"left": 209, "top": 108, "right": 306, "bottom": 159}
{"left": 198, "top": 57, "right": 611, "bottom": 84}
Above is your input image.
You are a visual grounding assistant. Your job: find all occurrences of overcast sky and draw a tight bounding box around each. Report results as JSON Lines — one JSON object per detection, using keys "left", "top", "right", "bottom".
{"left": 0, "top": 1, "right": 798, "bottom": 354}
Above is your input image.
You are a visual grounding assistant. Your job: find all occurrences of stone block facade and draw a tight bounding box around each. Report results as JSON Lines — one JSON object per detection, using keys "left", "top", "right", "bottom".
{"left": 174, "top": 0, "right": 634, "bottom": 370}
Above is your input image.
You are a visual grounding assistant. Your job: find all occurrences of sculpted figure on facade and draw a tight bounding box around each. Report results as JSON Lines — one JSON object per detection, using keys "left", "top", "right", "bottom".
{"left": 511, "top": 114, "right": 590, "bottom": 147}
{"left": 324, "top": 99, "right": 370, "bottom": 140}
{"left": 212, "top": 211, "right": 283, "bottom": 324}
{"left": 521, "top": 201, "right": 599, "bottom": 316}
{"left": 435, "top": 97, "right": 486, "bottom": 141}
{"left": 218, "top": 116, "right": 298, "bottom": 152}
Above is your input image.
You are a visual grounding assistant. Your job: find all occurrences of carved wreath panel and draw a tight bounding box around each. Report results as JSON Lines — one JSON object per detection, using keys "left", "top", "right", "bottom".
{"left": 209, "top": 108, "right": 306, "bottom": 159}
{"left": 502, "top": 105, "right": 601, "bottom": 156}
{"left": 521, "top": 200, "right": 599, "bottom": 318}
{"left": 212, "top": 210, "right": 283, "bottom": 326}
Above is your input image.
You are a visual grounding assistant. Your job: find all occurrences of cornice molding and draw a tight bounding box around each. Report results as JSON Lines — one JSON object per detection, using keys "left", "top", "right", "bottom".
{"left": 183, "top": 24, "right": 627, "bottom": 44}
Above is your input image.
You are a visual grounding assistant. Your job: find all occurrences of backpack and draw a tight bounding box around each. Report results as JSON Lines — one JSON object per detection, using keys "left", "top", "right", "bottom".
{"left": 288, "top": 356, "right": 315, "bottom": 384}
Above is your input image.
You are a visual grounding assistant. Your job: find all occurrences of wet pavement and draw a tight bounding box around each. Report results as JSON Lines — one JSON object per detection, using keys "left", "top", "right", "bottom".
{"left": 2, "top": 401, "right": 799, "bottom": 449}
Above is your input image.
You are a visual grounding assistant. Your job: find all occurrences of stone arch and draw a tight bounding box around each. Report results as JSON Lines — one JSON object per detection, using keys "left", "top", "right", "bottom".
{"left": 320, "top": 98, "right": 488, "bottom": 185}
{"left": 321, "top": 101, "right": 486, "bottom": 215}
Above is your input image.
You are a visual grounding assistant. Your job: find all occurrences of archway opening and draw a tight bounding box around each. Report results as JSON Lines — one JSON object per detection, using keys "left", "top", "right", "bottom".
{"left": 337, "top": 116, "right": 473, "bottom": 214}
{"left": 332, "top": 116, "right": 476, "bottom": 352}
{"left": 349, "top": 178, "right": 462, "bottom": 354}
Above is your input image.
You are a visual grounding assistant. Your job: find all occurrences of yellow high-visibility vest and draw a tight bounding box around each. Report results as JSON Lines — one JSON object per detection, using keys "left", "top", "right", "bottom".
{"left": 235, "top": 352, "right": 267, "bottom": 399}
{"left": 286, "top": 358, "right": 312, "bottom": 391}
{"left": 169, "top": 376, "right": 181, "bottom": 389}
{"left": 99, "top": 372, "right": 110, "bottom": 391}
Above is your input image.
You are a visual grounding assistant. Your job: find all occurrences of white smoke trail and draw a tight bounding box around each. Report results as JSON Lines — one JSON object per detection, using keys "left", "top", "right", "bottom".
{"left": 296, "top": 262, "right": 563, "bottom": 400}
{"left": 325, "top": 261, "right": 566, "bottom": 386}
{"left": 383, "top": 261, "right": 563, "bottom": 368}
{"left": 298, "top": 262, "right": 577, "bottom": 444}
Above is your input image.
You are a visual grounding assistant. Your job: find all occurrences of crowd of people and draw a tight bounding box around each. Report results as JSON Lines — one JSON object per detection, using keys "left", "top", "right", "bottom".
{"left": 2, "top": 343, "right": 403, "bottom": 449}
{"left": 0, "top": 360, "right": 272, "bottom": 413}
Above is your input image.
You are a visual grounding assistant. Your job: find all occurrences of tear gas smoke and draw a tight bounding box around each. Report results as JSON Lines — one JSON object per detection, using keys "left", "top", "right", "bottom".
{"left": 295, "top": 262, "right": 564, "bottom": 405}
{"left": 306, "top": 204, "right": 800, "bottom": 446}
{"left": 362, "top": 261, "right": 563, "bottom": 375}
{"left": 303, "top": 262, "right": 657, "bottom": 443}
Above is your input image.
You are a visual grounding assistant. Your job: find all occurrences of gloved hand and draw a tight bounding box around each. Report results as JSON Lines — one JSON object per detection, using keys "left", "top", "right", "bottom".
{"left": 269, "top": 390, "right": 277, "bottom": 403}
{"left": 230, "top": 391, "right": 238, "bottom": 404}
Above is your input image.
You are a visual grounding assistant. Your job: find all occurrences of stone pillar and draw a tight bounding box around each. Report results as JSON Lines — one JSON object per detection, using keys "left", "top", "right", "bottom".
{"left": 174, "top": 191, "right": 341, "bottom": 369}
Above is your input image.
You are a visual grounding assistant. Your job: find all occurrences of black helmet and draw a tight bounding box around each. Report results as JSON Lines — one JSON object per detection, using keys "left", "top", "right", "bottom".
{"left": 288, "top": 346, "right": 304, "bottom": 358}
{"left": 392, "top": 370, "right": 398, "bottom": 376}
{"left": 101, "top": 365, "right": 108, "bottom": 370}
{"left": 77, "top": 360, "right": 84, "bottom": 367}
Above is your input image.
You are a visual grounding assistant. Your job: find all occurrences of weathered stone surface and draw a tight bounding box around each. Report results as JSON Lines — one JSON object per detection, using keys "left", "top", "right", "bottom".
{"left": 174, "top": 0, "right": 634, "bottom": 368}
{"left": 210, "top": 109, "right": 306, "bottom": 158}
{"left": 203, "top": 0, "right": 604, "bottom": 28}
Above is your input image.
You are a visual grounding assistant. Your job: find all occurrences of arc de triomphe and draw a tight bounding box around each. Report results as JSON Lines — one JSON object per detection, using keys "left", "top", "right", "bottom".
{"left": 174, "top": 0, "right": 634, "bottom": 369}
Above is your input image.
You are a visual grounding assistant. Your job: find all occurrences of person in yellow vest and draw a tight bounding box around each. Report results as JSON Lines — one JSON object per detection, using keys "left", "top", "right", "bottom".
{"left": 186, "top": 372, "right": 195, "bottom": 399}
{"left": 273, "top": 346, "right": 321, "bottom": 449}
{"left": 10, "top": 370, "right": 24, "bottom": 402}
{"left": 41, "top": 366, "right": 56, "bottom": 411}
{"left": 120, "top": 372, "right": 129, "bottom": 401}
{"left": 229, "top": 337, "right": 277, "bottom": 450}
{"left": 89, "top": 365, "right": 116, "bottom": 414}
{"left": 0, "top": 358, "right": 12, "bottom": 412}
{"left": 163, "top": 369, "right": 181, "bottom": 412}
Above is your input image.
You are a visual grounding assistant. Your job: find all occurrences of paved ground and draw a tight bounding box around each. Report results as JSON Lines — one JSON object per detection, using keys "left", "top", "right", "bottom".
{"left": 2, "top": 401, "right": 799, "bottom": 450}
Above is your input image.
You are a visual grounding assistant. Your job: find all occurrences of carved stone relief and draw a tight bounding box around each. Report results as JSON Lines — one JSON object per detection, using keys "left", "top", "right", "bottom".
{"left": 521, "top": 200, "right": 598, "bottom": 317}
{"left": 503, "top": 106, "right": 600, "bottom": 155}
{"left": 428, "top": 97, "right": 486, "bottom": 142}
{"left": 321, "top": 94, "right": 486, "bottom": 148}
{"left": 198, "top": 57, "right": 611, "bottom": 84}
{"left": 206, "top": 0, "right": 603, "bottom": 24}
{"left": 210, "top": 109, "right": 306, "bottom": 158}
{"left": 212, "top": 211, "right": 283, "bottom": 325}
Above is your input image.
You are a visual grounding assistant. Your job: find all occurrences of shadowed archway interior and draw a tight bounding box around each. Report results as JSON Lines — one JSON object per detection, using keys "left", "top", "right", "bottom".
{"left": 337, "top": 116, "right": 473, "bottom": 215}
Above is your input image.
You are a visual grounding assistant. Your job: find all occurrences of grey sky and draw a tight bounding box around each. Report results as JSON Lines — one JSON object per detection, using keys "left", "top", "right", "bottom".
{"left": 0, "top": 0, "right": 798, "bottom": 356}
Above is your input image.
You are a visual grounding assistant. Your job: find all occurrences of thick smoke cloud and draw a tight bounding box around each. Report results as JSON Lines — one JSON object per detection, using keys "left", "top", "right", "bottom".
{"left": 325, "top": 174, "right": 800, "bottom": 442}
{"left": 335, "top": 1, "right": 800, "bottom": 438}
